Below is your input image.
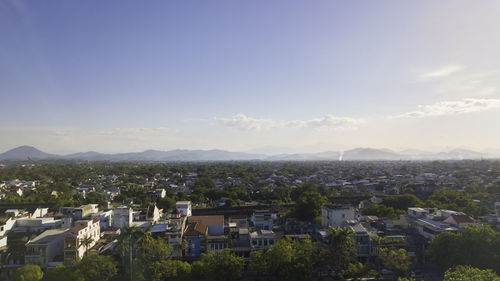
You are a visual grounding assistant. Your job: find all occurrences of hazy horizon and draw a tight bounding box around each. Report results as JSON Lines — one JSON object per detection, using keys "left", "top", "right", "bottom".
{"left": 2, "top": 1, "right": 500, "bottom": 154}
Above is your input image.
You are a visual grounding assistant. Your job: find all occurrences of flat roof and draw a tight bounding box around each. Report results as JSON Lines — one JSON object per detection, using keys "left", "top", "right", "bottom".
{"left": 28, "top": 229, "right": 67, "bottom": 244}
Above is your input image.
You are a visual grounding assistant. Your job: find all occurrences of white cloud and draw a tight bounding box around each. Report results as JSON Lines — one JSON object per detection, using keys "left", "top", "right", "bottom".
{"left": 420, "top": 64, "right": 464, "bottom": 80}
{"left": 214, "top": 114, "right": 362, "bottom": 131}
{"left": 399, "top": 98, "right": 500, "bottom": 118}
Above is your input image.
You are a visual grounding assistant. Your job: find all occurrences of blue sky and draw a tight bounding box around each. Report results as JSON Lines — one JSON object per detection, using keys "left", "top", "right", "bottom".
{"left": 1, "top": 0, "right": 500, "bottom": 154}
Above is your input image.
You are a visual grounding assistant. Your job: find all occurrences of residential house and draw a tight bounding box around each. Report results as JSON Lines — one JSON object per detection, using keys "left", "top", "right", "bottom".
{"left": 184, "top": 222, "right": 207, "bottom": 258}
{"left": 188, "top": 215, "right": 224, "bottom": 235}
{"left": 443, "top": 214, "right": 475, "bottom": 228}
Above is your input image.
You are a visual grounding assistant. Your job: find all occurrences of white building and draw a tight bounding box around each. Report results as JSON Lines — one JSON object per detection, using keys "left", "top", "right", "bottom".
{"left": 321, "top": 205, "right": 358, "bottom": 227}
{"left": 251, "top": 210, "right": 275, "bottom": 230}
{"left": 250, "top": 229, "right": 276, "bottom": 250}
{"left": 64, "top": 219, "right": 100, "bottom": 262}
{"left": 92, "top": 210, "right": 113, "bottom": 230}
{"left": 113, "top": 207, "right": 133, "bottom": 229}
{"left": 176, "top": 201, "right": 192, "bottom": 217}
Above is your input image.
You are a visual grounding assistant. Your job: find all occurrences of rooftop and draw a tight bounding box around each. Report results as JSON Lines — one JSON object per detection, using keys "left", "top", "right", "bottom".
{"left": 28, "top": 229, "right": 67, "bottom": 244}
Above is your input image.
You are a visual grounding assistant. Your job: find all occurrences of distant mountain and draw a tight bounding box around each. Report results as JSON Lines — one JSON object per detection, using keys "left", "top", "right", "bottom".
{"left": 64, "top": 149, "right": 264, "bottom": 161}
{"left": 342, "top": 148, "right": 403, "bottom": 161}
{"left": 0, "top": 145, "right": 496, "bottom": 161}
{"left": 0, "top": 145, "right": 58, "bottom": 160}
{"left": 433, "top": 148, "right": 485, "bottom": 160}
{"left": 265, "top": 151, "right": 340, "bottom": 161}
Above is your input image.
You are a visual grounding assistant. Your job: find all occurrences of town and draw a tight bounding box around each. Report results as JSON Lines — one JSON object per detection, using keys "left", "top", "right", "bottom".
{"left": 1, "top": 160, "right": 500, "bottom": 280}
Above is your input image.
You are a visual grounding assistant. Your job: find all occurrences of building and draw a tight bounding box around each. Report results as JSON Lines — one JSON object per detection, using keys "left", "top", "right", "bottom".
{"left": 188, "top": 215, "right": 224, "bottom": 235}
{"left": 64, "top": 219, "right": 100, "bottom": 262}
{"left": 176, "top": 201, "right": 192, "bottom": 217}
{"left": 250, "top": 210, "right": 274, "bottom": 230}
{"left": 249, "top": 229, "right": 276, "bottom": 250}
{"left": 25, "top": 229, "right": 67, "bottom": 268}
{"left": 443, "top": 214, "right": 475, "bottom": 228}
{"left": 184, "top": 221, "right": 207, "bottom": 258}
{"left": 113, "top": 207, "right": 133, "bottom": 229}
{"left": 91, "top": 210, "right": 113, "bottom": 230}
{"left": 321, "top": 204, "right": 358, "bottom": 227}
{"left": 146, "top": 204, "right": 161, "bottom": 223}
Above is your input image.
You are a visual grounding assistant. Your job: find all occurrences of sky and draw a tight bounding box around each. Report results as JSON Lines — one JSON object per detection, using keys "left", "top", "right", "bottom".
{"left": 1, "top": 0, "right": 500, "bottom": 154}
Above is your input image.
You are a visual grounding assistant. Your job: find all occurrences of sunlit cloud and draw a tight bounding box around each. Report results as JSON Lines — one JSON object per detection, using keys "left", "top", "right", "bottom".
{"left": 214, "top": 114, "right": 362, "bottom": 131}
{"left": 419, "top": 64, "right": 464, "bottom": 80}
{"left": 398, "top": 98, "right": 500, "bottom": 118}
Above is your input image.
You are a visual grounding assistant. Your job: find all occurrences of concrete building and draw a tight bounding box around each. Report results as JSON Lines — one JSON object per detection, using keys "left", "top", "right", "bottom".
{"left": 113, "top": 207, "right": 133, "bottom": 229}
{"left": 249, "top": 229, "right": 276, "bottom": 250}
{"left": 64, "top": 219, "right": 100, "bottom": 262}
{"left": 25, "top": 229, "right": 67, "bottom": 268}
{"left": 176, "top": 201, "right": 192, "bottom": 217}
{"left": 321, "top": 204, "right": 358, "bottom": 227}
{"left": 250, "top": 210, "right": 274, "bottom": 230}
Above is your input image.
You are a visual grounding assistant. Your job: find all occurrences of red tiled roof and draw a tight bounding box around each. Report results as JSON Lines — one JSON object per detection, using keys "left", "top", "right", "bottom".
{"left": 184, "top": 222, "right": 207, "bottom": 236}
{"left": 188, "top": 215, "right": 224, "bottom": 226}
{"left": 450, "top": 214, "right": 474, "bottom": 223}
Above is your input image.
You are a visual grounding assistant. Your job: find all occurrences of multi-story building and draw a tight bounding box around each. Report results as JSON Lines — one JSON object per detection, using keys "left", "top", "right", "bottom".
{"left": 249, "top": 229, "right": 276, "bottom": 250}
{"left": 25, "top": 229, "right": 67, "bottom": 268}
{"left": 64, "top": 219, "right": 100, "bottom": 263}
{"left": 250, "top": 210, "right": 274, "bottom": 230}
{"left": 176, "top": 201, "right": 192, "bottom": 217}
{"left": 321, "top": 204, "right": 358, "bottom": 227}
{"left": 112, "top": 207, "right": 133, "bottom": 229}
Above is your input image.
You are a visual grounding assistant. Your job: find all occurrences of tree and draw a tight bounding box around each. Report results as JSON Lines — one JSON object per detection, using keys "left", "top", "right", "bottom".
{"left": 294, "top": 191, "right": 325, "bottom": 221}
{"left": 248, "top": 238, "right": 323, "bottom": 281}
{"left": 77, "top": 253, "right": 117, "bottom": 281}
{"left": 324, "top": 226, "right": 356, "bottom": 276}
{"left": 362, "top": 204, "right": 405, "bottom": 219}
{"left": 192, "top": 248, "right": 244, "bottom": 281}
{"left": 378, "top": 248, "right": 411, "bottom": 277}
{"left": 426, "top": 225, "right": 500, "bottom": 272}
{"left": 345, "top": 262, "right": 378, "bottom": 281}
{"left": 80, "top": 235, "right": 94, "bottom": 256}
{"left": 43, "top": 265, "right": 84, "bottom": 281}
{"left": 12, "top": 264, "right": 43, "bottom": 281}
{"left": 444, "top": 265, "right": 500, "bottom": 281}
{"left": 148, "top": 260, "right": 192, "bottom": 281}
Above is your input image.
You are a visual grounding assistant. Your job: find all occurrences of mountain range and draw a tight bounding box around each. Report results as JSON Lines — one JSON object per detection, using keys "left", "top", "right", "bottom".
{"left": 0, "top": 145, "right": 495, "bottom": 162}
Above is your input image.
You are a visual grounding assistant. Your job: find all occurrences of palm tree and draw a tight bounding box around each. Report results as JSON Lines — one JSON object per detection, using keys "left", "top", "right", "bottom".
{"left": 175, "top": 239, "right": 187, "bottom": 257}
{"left": 81, "top": 235, "right": 94, "bottom": 256}
{"left": 116, "top": 225, "right": 152, "bottom": 281}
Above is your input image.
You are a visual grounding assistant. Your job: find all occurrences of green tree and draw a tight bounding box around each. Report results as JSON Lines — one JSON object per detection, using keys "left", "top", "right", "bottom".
{"left": 426, "top": 225, "right": 500, "bottom": 272}
{"left": 76, "top": 253, "right": 117, "bottom": 281}
{"left": 378, "top": 248, "right": 411, "bottom": 277}
{"left": 80, "top": 235, "right": 94, "bottom": 256}
{"left": 324, "top": 226, "right": 356, "bottom": 276}
{"left": 444, "top": 265, "right": 500, "bottom": 281}
{"left": 294, "top": 191, "right": 325, "bottom": 221}
{"left": 362, "top": 204, "right": 404, "bottom": 219}
{"left": 12, "top": 264, "right": 43, "bottom": 281}
{"left": 148, "top": 259, "right": 192, "bottom": 281}
{"left": 43, "top": 265, "right": 84, "bottom": 281}
{"left": 248, "top": 238, "right": 322, "bottom": 281}
{"left": 192, "top": 248, "right": 244, "bottom": 281}
{"left": 345, "top": 262, "right": 378, "bottom": 281}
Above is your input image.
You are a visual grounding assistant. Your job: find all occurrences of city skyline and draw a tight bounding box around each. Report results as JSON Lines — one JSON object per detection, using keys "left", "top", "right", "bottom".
{"left": 1, "top": 0, "right": 500, "bottom": 154}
